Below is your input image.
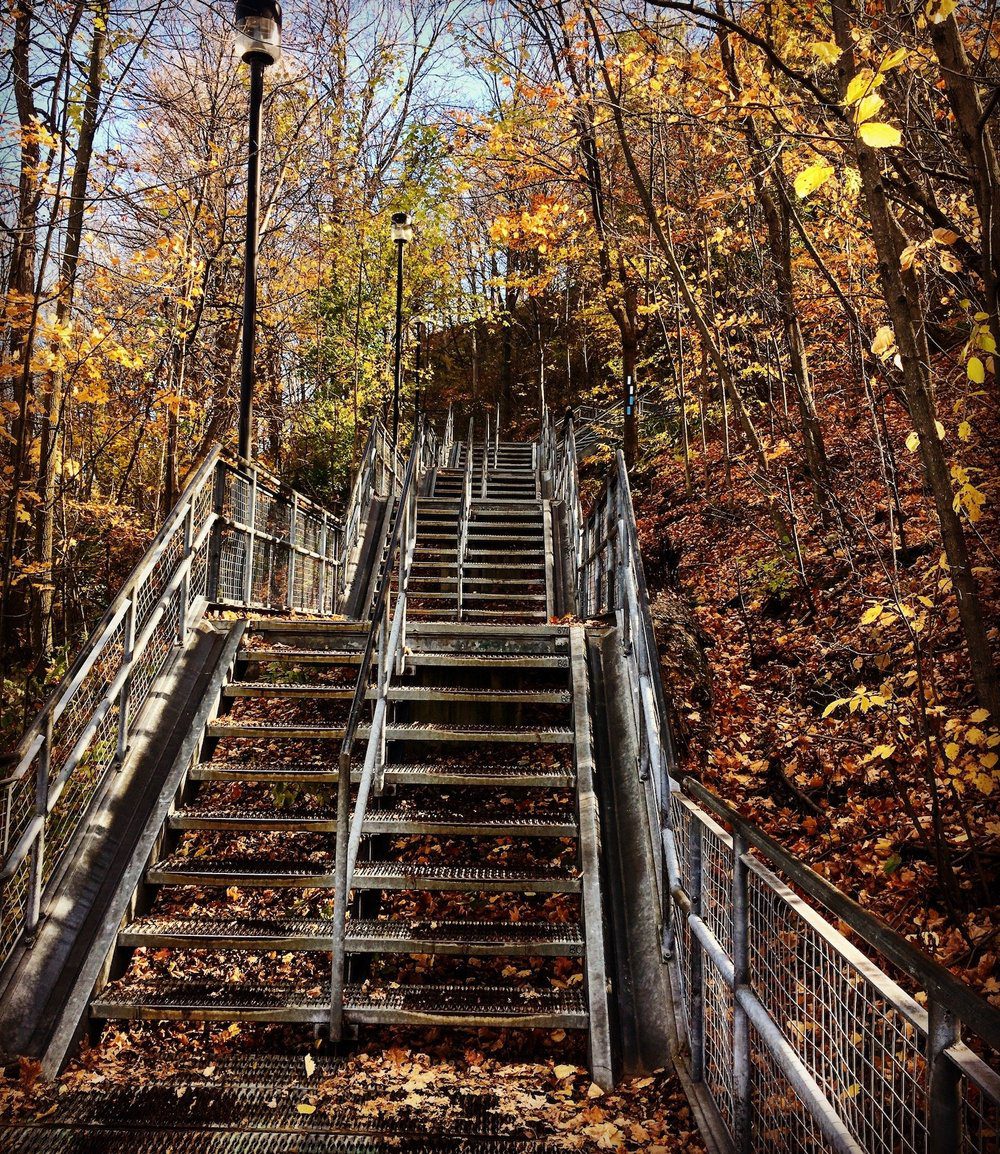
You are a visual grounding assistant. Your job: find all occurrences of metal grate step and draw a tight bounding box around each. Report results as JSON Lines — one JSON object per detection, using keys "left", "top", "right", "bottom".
{"left": 238, "top": 648, "right": 368, "bottom": 664}
{"left": 344, "top": 983, "right": 587, "bottom": 1029}
{"left": 119, "top": 915, "right": 333, "bottom": 950}
{"left": 406, "top": 652, "right": 568, "bottom": 669}
{"left": 223, "top": 682, "right": 354, "bottom": 699}
{"left": 385, "top": 686, "right": 570, "bottom": 703}
{"left": 189, "top": 762, "right": 342, "bottom": 784}
{"left": 361, "top": 807, "right": 576, "bottom": 838}
{"left": 169, "top": 804, "right": 337, "bottom": 833}
{"left": 383, "top": 722, "right": 573, "bottom": 744}
{"left": 147, "top": 858, "right": 337, "bottom": 888}
{"left": 206, "top": 722, "right": 357, "bottom": 740}
{"left": 347, "top": 918, "right": 583, "bottom": 955}
{"left": 384, "top": 763, "right": 575, "bottom": 788}
{"left": 351, "top": 861, "right": 579, "bottom": 893}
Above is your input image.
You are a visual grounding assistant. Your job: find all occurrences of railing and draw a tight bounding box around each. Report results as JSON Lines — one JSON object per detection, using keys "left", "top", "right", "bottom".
{"left": 328, "top": 418, "right": 427, "bottom": 1039}
{"left": 0, "top": 442, "right": 350, "bottom": 978}
{"left": 457, "top": 418, "right": 474, "bottom": 619}
{"left": 548, "top": 410, "right": 583, "bottom": 581}
{"left": 441, "top": 404, "right": 455, "bottom": 467}
{"left": 549, "top": 423, "right": 1000, "bottom": 1153}
{"left": 338, "top": 419, "right": 405, "bottom": 602}
{"left": 212, "top": 459, "right": 343, "bottom": 615}
{"left": 480, "top": 410, "right": 490, "bottom": 498}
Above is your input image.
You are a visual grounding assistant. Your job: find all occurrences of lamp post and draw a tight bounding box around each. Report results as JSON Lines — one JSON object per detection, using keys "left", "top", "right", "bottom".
{"left": 390, "top": 211, "right": 413, "bottom": 446}
{"left": 234, "top": 0, "right": 282, "bottom": 464}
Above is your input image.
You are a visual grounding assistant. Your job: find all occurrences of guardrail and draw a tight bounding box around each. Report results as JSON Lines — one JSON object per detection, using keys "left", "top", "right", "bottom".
{"left": 548, "top": 418, "right": 1000, "bottom": 1154}
{"left": 0, "top": 422, "right": 415, "bottom": 981}
{"left": 338, "top": 420, "right": 405, "bottom": 602}
{"left": 328, "top": 418, "right": 428, "bottom": 1039}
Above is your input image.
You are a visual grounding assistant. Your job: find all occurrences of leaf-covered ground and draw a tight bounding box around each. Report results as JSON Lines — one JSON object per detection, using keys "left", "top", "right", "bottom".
{"left": 627, "top": 356, "right": 999, "bottom": 1005}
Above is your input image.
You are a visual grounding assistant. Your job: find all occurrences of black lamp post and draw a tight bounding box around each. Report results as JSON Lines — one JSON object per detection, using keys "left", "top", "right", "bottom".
{"left": 390, "top": 211, "right": 413, "bottom": 446}
{"left": 234, "top": 0, "right": 282, "bottom": 464}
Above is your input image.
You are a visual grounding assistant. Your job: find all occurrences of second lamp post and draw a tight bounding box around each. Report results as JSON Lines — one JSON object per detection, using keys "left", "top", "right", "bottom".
{"left": 390, "top": 211, "right": 414, "bottom": 447}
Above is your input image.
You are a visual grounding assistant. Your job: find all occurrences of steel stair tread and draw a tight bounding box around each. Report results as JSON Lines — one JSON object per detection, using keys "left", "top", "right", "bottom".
{"left": 383, "top": 722, "right": 572, "bottom": 743}
{"left": 147, "top": 858, "right": 337, "bottom": 887}
{"left": 223, "top": 682, "right": 354, "bottom": 698}
{"left": 189, "top": 762, "right": 343, "bottom": 783}
{"left": 383, "top": 763, "right": 575, "bottom": 787}
{"left": 169, "top": 804, "right": 337, "bottom": 832}
{"left": 385, "top": 687, "right": 570, "bottom": 703}
{"left": 343, "top": 983, "right": 587, "bottom": 1028}
{"left": 406, "top": 652, "right": 568, "bottom": 668}
{"left": 351, "top": 861, "right": 580, "bottom": 892}
{"left": 237, "top": 648, "right": 368, "bottom": 664}
{"left": 206, "top": 722, "right": 352, "bottom": 739}
{"left": 346, "top": 918, "right": 584, "bottom": 955}
{"left": 361, "top": 807, "right": 576, "bottom": 837}
{"left": 118, "top": 915, "right": 333, "bottom": 949}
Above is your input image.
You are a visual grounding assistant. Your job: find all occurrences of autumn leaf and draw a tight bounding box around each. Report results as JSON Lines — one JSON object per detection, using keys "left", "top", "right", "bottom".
{"left": 859, "top": 122, "right": 902, "bottom": 148}
{"left": 794, "top": 163, "right": 835, "bottom": 199}
{"left": 810, "top": 40, "right": 842, "bottom": 64}
{"left": 967, "top": 356, "right": 986, "bottom": 384}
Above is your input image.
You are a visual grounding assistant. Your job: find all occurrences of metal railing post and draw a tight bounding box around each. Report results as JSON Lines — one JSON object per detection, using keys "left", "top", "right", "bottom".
{"left": 243, "top": 467, "right": 258, "bottom": 606}
{"left": 320, "top": 511, "right": 329, "bottom": 614}
{"left": 927, "top": 1001, "right": 963, "bottom": 1153}
{"left": 116, "top": 598, "right": 137, "bottom": 765}
{"left": 178, "top": 499, "right": 195, "bottom": 643}
{"left": 689, "top": 821, "right": 705, "bottom": 1082}
{"left": 25, "top": 710, "right": 53, "bottom": 937}
{"left": 287, "top": 491, "right": 298, "bottom": 611}
{"left": 732, "top": 830, "right": 752, "bottom": 1154}
{"left": 329, "top": 748, "right": 350, "bottom": 1040}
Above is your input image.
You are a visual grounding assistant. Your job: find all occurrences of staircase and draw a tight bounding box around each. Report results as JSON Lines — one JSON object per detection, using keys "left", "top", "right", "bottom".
{"left": 89, "top": 432, "right": 611, "bottom": 1082}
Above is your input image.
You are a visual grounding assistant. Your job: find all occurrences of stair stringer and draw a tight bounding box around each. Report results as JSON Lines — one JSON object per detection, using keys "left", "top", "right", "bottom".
{"left": 569, "top": 624, "right": 614, "bottom": 1089}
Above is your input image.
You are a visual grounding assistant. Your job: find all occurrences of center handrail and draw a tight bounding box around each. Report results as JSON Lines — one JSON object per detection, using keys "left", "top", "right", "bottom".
{"left": 457, "top": 417, "right": 474, "bottom": 619}
{"left": 328, "top": 420, "right": 425, "bottom": 1038}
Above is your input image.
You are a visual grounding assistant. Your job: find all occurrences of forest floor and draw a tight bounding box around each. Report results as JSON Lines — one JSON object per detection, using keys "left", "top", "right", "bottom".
{"left": 625, "top": 358, "right": 999, "bottom": 1006}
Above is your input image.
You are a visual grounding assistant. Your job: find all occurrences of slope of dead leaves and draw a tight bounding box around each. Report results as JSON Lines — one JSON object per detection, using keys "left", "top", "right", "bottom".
{"left": 628, "top": 354, "right": 999, "bottom": 1004}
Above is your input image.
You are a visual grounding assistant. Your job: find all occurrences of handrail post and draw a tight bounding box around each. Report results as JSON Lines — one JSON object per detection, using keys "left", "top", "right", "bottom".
{"left": 116, "top": 597, "right": 137, "bottom": 765}
{"left": 178, "top": 498, "right": 195, "bottom": 644}
{"left": 243, "top": 466, "right": 258, "bottom": 606}
{"left": 287, "top": 491, "right": 298, "bottom": 611}
{"left": 732, "top": 830, "right": 751, "bottom": 1154}
{"left": 25, "top": 710, "right": 53, "bottom": 937}
{"left": 320, "top": 511, "right": 329, "bottom": 614}
{"left": 688, "top": 820, "right": 705, "bottom": 1082}
{"left": 927, "top": 1001, "right": 963, "bottom": 1153}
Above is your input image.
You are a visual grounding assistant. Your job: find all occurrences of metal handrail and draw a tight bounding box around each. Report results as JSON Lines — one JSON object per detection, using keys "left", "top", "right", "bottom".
{"left": 441, "top": 404, "right": 455, "bottom": 467}
{"left": 457, "top": 418, "right": 474, "bottom": 619}
{"left": 328, "top": 419, "right": 426, "bottom": 1038}
{"left": 480, "top": 410, "right": 490, "bottom": 498}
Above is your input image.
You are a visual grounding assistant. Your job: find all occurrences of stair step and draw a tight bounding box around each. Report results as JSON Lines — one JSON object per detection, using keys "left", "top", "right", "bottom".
{"left": 344, "top": 983, "right": 587, "bottom": 1029}
{"left": 407, "top": 652, "right": 567, "bottom": 669}
{"left": 351, "top": 860, "right": 579, "bottom": 892}
{"left": 223, "top": 682, "right": 354, "bottom": 699}
{"left": 384, "top": 722, "right": 572, "bottom": 743}
{"left": 92, "top": 982, "right": 587, "bottom": 1029}
{"left": 461, "top": 592, "right": 547, "bottom": 602}
{"left": 206, "top": 722, "right": 350, "bottom": 740}
{"left": 117, "top": 917, "right": 583, "bottom": 956}
{"left": 147, "top": 858, "right": 337, "bottom": 887}
{"left": 385, "top": 687, "right": 570, "bottom": 703}
{"left": 169, "top": 805, "right": 337, "bottom": 832}
{"left": 384, "top": 763, "right": 575, "bottom": 787}
{"left": 362, "top": 807, "right": 576, "bottom": 837}
{"left": 189, "top": 762, "right": 342, "bottom": 783}
{"left": 238, "top": 648, "right": 367, "bottom": 664}
{"left": 347, "top": 919, "right": 584, "bottom": 956}
{"left": 119, "top": 915, "right": 333, "bottom": 950}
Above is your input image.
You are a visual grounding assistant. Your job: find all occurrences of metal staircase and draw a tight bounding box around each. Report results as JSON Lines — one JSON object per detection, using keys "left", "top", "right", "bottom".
{"left": 84, "top": 420, "right": 612, "bottom": 1082}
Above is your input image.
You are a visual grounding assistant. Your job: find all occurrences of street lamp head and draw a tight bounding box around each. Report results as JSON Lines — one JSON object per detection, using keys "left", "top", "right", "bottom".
{"left": 234, "top": 0, "right": 282, "bottom": 65}
{"left": 390, "top": 211, "right": 414, "bottom": 245}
